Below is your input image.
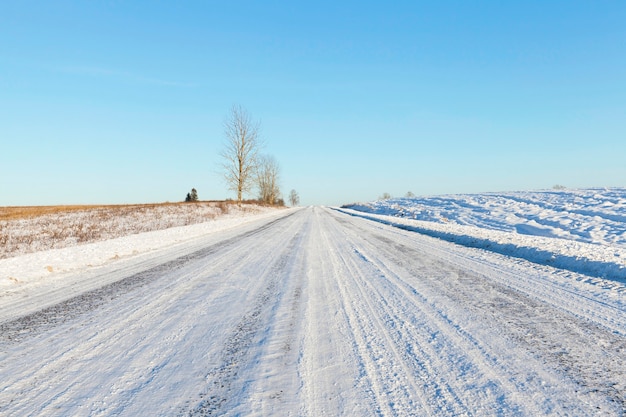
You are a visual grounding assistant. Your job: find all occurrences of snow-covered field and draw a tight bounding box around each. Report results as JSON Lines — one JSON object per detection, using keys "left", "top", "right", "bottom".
{"left": 0, "top": 197, "right": 625, "bottom": 416}
{"left": 0, "top": 202, "right": 270, "bottom": 259}
{"left": 343, "top": 188, "right": 626, "bottom": 284}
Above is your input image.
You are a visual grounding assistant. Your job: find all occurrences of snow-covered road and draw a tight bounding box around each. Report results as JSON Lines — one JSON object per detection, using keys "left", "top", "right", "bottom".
{"left": 1, "top": 207, "right": 624, "bottom": 416}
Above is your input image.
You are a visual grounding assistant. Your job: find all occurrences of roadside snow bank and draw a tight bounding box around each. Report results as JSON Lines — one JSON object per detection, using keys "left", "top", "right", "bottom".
{"left": 338, "top": 208, "right": 626, "bottom": 283}
{"left": 0, "top": 208, "right": 291, "bottom": 293}
{"left": 347, "top": 188, "right": 626, "bottom": 247}
{"left": 0, "top": 202, "right": 269, "bottom": 259}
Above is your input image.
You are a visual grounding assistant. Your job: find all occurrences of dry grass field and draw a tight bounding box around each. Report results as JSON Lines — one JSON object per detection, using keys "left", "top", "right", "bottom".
{"left": 0, "top": 201, "right": 246, "bottom": 221}
{"left": 0, "top": 201, "right": 269, "bottom": 259}
{"left": 0, "top": 205, "right": 108, "bottom": 221}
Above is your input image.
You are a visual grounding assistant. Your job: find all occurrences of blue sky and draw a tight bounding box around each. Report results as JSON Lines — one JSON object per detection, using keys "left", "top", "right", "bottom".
{"left": 1, "top": 1, "right": 624, "bottom": 206}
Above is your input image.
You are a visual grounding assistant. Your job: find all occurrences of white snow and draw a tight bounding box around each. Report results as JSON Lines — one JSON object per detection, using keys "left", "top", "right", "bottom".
{"left": 343, "top": 188, "right": 626, "bottom": 284}
{"left": 0, "top": 192, "right": 625, "bottom": 416}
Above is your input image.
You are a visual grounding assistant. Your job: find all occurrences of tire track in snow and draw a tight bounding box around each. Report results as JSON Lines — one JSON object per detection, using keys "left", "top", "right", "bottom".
{"left": 319, "top": 211, "right": 438, "bottom": 416}
{"left": 299, "top": 208, "right": 378, "bottom": 416}
{"left": 334, "top": 232, "right": 553, "bottom": 415}
{"left": 184, "top": 222, "right": 306, "bottom": 416}
{"left": 324, "top": 213, "right": 495, "bottom": 415}
{"left": 368, "top": 231, "right": 626, "bottom": 411}
{"left": 331, "top": 209, "right": 626, "bottom": 414}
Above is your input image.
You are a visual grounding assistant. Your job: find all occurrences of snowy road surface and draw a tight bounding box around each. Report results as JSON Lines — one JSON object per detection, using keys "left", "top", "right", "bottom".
{"left": 1, "top": 207, "right": 624, "bottom": 416}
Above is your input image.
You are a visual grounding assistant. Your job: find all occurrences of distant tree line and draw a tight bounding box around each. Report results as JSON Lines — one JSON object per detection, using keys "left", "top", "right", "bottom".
{"left": 378, "top": 191, "right": 415, "bottom": 200}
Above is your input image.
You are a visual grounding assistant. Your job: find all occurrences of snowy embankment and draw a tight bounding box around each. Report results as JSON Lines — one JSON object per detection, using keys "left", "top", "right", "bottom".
{"left": 0, "top": 203, "right": 286, "bottom": 295}
{"left": 0, "top": 202, "right": 267, "bottom": 259}
{"left": 342, "top": 188, "right": 626, "bottom": 283}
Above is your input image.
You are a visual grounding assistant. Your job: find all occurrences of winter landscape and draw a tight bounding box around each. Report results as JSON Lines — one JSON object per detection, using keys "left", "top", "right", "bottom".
{"left": 4, "top": 1, "right": 625, "bottom": 415}
{"left": 0, "top": 188, "right": 624, "bottom": 416}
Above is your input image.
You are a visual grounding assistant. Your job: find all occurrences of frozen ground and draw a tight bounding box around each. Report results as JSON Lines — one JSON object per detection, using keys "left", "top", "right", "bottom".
{"left": 0, "top": 202, "right": 625, "bottom": 416}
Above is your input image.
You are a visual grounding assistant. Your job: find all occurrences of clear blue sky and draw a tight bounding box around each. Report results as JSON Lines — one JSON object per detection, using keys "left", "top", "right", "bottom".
{"left": 1, "top": 1, "right": 624, "bottom": 206}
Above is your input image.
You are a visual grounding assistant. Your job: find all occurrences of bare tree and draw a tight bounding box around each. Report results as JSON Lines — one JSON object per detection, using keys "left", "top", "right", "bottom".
{"left": 256, "top": 155, "right": 281, "bottom": 205}
{"left": 221, "top": 105, "right": 262, "bottom": 205}
{"left": 289, "top": 189, "right": 300, "bottom": 206}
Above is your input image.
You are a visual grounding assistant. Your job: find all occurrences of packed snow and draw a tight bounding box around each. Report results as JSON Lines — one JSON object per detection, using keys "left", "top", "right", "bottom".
{"left": 343, "top": 188, "right": 626, "bottom": 284}
{"left": 0, "top": 199, "right": 625, "bottom": 416}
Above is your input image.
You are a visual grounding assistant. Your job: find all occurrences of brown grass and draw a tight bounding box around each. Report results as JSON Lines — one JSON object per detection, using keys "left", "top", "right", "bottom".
{"left": 0, "top": 203, "right": 174, "bottom": 221}
{"left": 0, "top": 201, "right": 261, "bottom": 221}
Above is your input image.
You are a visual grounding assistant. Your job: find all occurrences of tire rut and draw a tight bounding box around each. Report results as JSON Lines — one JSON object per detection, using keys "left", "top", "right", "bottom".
{"left": 183, "top": 231, "right": 302, "bottom": 416}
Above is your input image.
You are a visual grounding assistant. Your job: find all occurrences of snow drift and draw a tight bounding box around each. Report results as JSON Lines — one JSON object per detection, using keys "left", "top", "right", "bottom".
{"left": 342, "top": 188, "right": 626, "bottom": 283}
